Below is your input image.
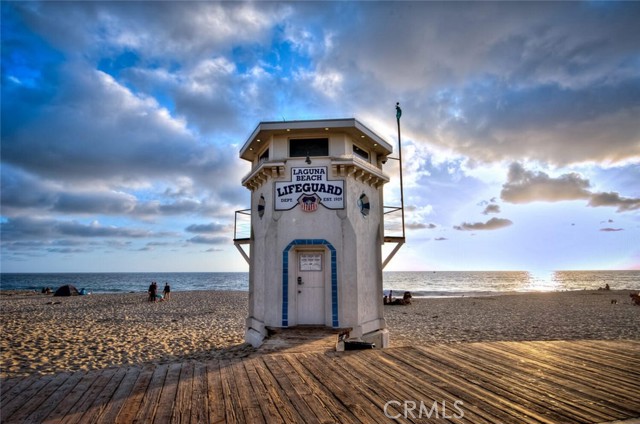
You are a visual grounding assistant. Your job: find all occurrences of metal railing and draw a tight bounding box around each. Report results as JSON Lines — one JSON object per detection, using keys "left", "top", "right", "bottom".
{"left": 233, "top": 209, "right": 251, "bottom": 242}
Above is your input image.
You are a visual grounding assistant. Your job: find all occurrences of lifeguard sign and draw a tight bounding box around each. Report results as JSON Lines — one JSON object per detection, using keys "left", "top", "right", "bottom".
{"left": 275, "top": 167, "right": 344, "bottom": 210}
{"left": 235, "top": 118, "right": 400, "bottom": 349}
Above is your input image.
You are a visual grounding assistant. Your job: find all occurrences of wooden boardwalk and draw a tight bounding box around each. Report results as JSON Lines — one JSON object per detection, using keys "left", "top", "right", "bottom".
{"left": 1, "top": 340, "right": 639, "bottom": 423}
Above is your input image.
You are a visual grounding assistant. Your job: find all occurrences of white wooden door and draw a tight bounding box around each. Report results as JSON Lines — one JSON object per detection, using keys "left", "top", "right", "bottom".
{"left": 296, "top": 251, "right": 325, "bottom": 325}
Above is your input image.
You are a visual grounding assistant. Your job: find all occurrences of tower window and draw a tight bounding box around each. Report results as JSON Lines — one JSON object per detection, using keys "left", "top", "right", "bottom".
{"left": 290, "top": 138, "right": 328, "bottom": 157}
{"left": 353, "top": 144, "right": 369, "bottom": 160}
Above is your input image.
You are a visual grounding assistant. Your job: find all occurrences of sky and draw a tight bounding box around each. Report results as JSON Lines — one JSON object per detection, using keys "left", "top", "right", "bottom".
{"left": 1, "top": 1, "right": 639, "bottom": 273}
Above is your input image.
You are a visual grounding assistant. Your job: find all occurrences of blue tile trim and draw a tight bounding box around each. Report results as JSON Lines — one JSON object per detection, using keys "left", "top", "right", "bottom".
{"left": 282, "top": 239, "right": 338, "bottom": 327}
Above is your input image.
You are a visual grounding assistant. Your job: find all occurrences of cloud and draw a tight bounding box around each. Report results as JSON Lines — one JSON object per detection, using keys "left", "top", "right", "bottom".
{"left": 454, "top": 217, "right": 513, "bottom": 231}
{"left": 2, "top": 1, "right": 639, "bottom": 271}
{"left": 8, "top": 2, "right": 282, "bottom": 64}
{"left": 53, "top": 191, "right": 137, "bottom": 215}
{"left": 406, "top": 222, "right": 436, "bottom": 230}
{"left": 501, "top": 163, "right": 640, "bottom": 213}
{"left": 1, "top": 216, "right": 156, "bottom": 241}
{"left": 501, "top": 162, "right": 591, "bottom": 204}
{"left": 187, "top": 235, "right": 228, "bottom": 245}
{"left": 482, "top": 204, "right": 501, "bottom": 215}
{"left": 588, "top": 192, "right": 640, "bottom": 213}
{"left": 2, "top": 62, "right": 245, "bottom": 201}
{"left": 434, "top": 237, "right": 448, "bottom": 241}
{"left": 600, "top": 228, "right": 623, "bottom": 232}
{"left": 185, "top": 223, "right": 227, "bottom": 234}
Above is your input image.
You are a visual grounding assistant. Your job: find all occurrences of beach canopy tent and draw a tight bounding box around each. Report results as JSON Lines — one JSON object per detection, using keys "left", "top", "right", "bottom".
{"left": 53, "top": 284, "right": 80, "bottom": 297}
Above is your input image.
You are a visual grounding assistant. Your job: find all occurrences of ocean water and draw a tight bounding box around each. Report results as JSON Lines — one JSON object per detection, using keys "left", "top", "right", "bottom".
{"left": 383, "top": 270, "right": 639, "bottom": 297}
{"left": 1, "top": 271, "right": 638, "bottom": 297}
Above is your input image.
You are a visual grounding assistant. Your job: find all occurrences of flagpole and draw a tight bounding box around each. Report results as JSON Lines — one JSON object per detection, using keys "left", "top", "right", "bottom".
{"left": 395, "top": 102, "right": 406, "bottom": 240}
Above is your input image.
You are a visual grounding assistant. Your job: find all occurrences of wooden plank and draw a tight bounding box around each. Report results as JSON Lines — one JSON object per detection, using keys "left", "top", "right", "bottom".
{"left": 4, "top": 372, "right": 72, "bottom": 424}
{"left": 336, "top": 352, "right": 436, "bottom": 421}
{"left": 459, "top": 342, "right": 639, "bottom": 419}
{"left": 283, "top": 353, "right": 362, "bottom": 424}
{"left": 380, "top": 348, "right": 504, "bottom": 423}
{"left": 487, "top": 342, "right": 640, "bottom": 407}
{"left": 0, "top": 377, "right": 25, "bottom": 402}
{"left": 298, "top": 353, "right": 380, "bottom": 423}
{"left": 43, "top": 370, "right": 102, "bottom": 423}
{"left": 532, "top": 341, "right": 640, "bottom": 384}
{"left": 205, "top": 360, "right": 226, "bottom": 424}
{"left": 395, "top": 347, "right": 553, "bottom": 424}
{"left": 172, "top": 362, "right": 194, "bottom": 424}
{"left": 152, "top": 362, "right": 182, "bottom": 424}
{"left": 190, "top": 362, "right": 208, "bottom": 424}
{"left": 93, "top": 366, "right": 141, "bottom": 424}
{"left": 241, "top": 357, "right": 285, "bottom": 424}
{"left": 80, "top": 368, "right": 128, "bottom": 424}
{"left": 230, "top": 358, "right": 266, "bottom": 424}
{"left": 60, "top": 368, "right": 118, "bottom": 424}
{"left": 261, "top": 354, "right": 323, "bottom": 424}
{"left": 273, "top": 353, "right": 350, "bottom": 423}
{"left": 535, "top": 340, "right": 640, "bottom": 377}
{"left": 3, "top": 340, "right": 639, "bottom": 424}
{"left": 249, "top": 356, "right": 306, "bottom": 424}
{"left": 354, "top": 348, "right": 506, "bottom": 424}
{"left": 331, "top": 352, "right": 450, "bottom": 424}
{"left": 475, "top": 341, "right": 640, "bottom": 414}
{"left": 114, "top": 365, "right": 155, "bottom": 424}
{"left": 569, "top": 340, "right": 640, "bottom": 366}
{"left": 485, "top": 345, "right": 640, "bottom": 415}
{"left": 332, "top": 350, "right": 489, "bottom": 424}
{"left": 219, "top": 359, "right": 245, "bottom": 424}
{"left": 1, "top": 375, "right": 39, "bottom": 406}
{"left": 438, "top": 343, "right": 617, "bottom": 423}
{"left": 23, "top": 372, "right": 85, "bottom": 424}
{"left": 133, "top": 363, "right": 168, "bottom": 423}
{"left": 1, "top": 373, "right": 57, "bottom": 421}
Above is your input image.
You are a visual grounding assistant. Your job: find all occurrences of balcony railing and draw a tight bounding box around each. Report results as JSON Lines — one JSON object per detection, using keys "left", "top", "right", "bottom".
{"left": 233, "top": 209, "right": 251, "bottom": 243}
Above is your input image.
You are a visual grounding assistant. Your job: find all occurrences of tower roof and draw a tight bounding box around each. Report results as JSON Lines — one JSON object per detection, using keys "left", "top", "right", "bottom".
{"left": 239, "top": 118, "right": 393, "bottom": 161}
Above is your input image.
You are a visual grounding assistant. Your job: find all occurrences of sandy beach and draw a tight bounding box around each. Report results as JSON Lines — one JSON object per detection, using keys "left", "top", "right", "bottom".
{"left": 1, "top": 289, "right": 638, "bottom": 378}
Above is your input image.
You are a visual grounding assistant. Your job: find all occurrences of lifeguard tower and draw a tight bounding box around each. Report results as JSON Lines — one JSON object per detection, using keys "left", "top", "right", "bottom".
{"left": 234, "top": 117, "right": 405, "bottom": 348}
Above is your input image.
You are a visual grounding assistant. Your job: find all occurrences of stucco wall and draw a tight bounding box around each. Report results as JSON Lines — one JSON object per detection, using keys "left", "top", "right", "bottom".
{"left": 245, "top": 131, "right": 390, "bottom": 345}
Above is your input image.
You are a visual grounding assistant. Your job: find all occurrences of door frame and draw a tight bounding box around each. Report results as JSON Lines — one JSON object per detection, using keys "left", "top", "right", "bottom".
{"left": 281, "top": 239, "right": 338, "bottom": 327}
{"left": 295, "top": 249, "right": 326, "bottom": 325}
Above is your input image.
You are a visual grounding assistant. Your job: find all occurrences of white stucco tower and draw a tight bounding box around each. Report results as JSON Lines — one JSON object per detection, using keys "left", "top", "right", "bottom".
{"left": 235, "top": 119, "right": 396, "bottom": 348}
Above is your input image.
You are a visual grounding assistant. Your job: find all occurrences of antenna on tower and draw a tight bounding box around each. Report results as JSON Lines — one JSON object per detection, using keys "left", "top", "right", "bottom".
{"left": 395, "top": 102, "right": 406, "bottom": 240}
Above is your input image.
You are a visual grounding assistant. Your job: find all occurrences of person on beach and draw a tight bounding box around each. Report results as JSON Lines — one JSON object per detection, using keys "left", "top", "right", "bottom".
{"left": 148, "top": 282, "right": 157, "bottom": 302}
{"left": 163, "top": 282, "right": 171, "bottom": 300}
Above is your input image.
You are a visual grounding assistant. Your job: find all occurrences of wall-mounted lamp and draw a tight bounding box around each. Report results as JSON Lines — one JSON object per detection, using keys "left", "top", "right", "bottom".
{"left": 305, "top": 155, "right": 312, "bottom": 165}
